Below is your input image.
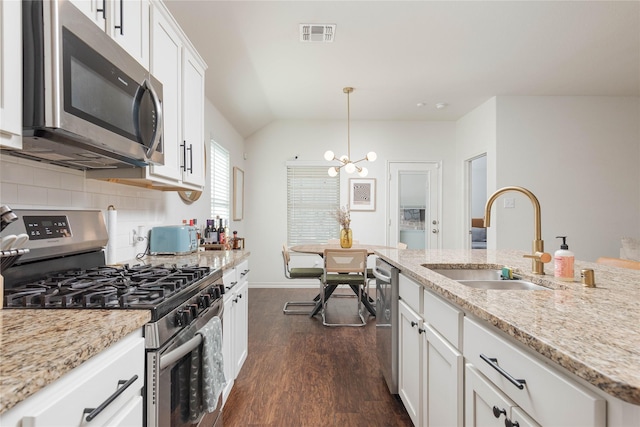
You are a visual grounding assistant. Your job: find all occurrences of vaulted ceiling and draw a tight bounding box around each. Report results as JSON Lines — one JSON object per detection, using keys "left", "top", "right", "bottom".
{"left": 164, "top": 1, "right": 640, "bottom": 138}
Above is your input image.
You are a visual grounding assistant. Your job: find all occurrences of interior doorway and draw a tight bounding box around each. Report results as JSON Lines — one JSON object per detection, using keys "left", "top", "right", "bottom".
{"left": 388, "top": 162, "right": 441, "bottom": 249}
{"left": 466, "top": 154, "right": 487, "bottom": 249}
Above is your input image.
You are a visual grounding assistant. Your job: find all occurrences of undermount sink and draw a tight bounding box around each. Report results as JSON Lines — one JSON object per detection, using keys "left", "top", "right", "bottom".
{"left": 431, "top": 269, "right": 503, "bottom": 280}
{"left": 430, "top": 269, "right": 551, "bottom": 291}
{"left": 457, "top": 279, "right": 551, "bottom": 291}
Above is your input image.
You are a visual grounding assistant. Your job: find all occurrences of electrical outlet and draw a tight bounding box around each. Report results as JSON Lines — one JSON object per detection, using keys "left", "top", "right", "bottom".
{"left": 130, "top": 229, "right": 138, "bottom": 246}
{"left": 503, "top": 197, "right": 515, "bottom": 209}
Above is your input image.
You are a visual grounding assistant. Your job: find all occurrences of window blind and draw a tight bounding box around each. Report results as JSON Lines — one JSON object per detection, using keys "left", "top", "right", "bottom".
{"left": 210, "top": 141, "right": 230, "bottom": 220}
{"left": 287, "top": 166, "right": 340, "bottom": 246}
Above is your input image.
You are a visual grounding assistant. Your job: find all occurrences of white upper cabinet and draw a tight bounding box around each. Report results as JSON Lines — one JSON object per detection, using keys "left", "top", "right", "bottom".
{"left": 68, "top": 0, "right": 150, "bottom": 68}
{"left": 181, "top": 48, "right": 206, "bottom": 187}
{"left": 86, "top": 0, "right": 207, "bottom": 191}
{"left": 0, "top": 0, "right": 22, "bottom": 149}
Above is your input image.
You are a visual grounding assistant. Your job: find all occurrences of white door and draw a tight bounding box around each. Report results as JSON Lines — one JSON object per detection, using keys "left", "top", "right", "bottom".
{"left": 389, "top": 162, "right": 441, "bottom": 249}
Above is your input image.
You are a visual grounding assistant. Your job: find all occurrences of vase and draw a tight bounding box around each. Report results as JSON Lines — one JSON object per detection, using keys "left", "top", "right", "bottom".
{"left": 340, "top": 228, "right": 353, "bottom": 248}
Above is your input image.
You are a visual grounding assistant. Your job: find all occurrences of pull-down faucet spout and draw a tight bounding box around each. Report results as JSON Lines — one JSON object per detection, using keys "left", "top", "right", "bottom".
{"left": 484, "top": 186, "right": 551, "bottom": 275}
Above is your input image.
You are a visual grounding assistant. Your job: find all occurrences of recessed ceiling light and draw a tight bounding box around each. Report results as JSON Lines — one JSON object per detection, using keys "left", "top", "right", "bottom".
{"left": 435, "top": 102, "right": 448, "bottom": 110}
{"left": 416, "top": 102, "right": 426, "bottom": 107}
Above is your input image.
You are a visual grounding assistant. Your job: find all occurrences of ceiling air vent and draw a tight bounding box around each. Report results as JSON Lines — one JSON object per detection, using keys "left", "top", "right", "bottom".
{"left": 299, "top": 24, "right": 336, "bottom": 42}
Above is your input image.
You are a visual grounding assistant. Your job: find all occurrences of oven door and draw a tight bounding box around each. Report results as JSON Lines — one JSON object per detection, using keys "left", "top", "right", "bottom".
{"left": 147, "top": 301, "right": 224, "bottom": 427}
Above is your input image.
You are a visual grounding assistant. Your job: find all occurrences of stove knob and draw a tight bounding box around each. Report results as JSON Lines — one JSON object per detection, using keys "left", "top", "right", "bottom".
{"left": 187, "top": 304, "right": 199, "bottom": 319}
{"left": 218, "top": 284, "right": 225, "bottom": 295}
{"left": 199, "top": 294, "right": 211, "bottom": 308}
{"left": 175, "top": 310, "right": 190, "bottom": 327}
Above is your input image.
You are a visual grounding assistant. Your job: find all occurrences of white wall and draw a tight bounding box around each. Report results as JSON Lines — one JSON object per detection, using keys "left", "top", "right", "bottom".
{"left": 494, "top": 96, "right": 640, "bottom": 261}
{"left": 0, "top": 98, "right": 244, "bottom": 263}
{"left": 455, "top": 96, "right": 640, "bottom": 262}
{"left": 244, "top": 119, "right": 457, "bottom": 286}
{"left": 455, "top": 97, "right": 497, "bottom": 248}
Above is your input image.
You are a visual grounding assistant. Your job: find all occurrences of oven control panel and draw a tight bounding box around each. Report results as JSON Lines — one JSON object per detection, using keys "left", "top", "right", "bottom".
{"left": 23, "top": 215, "right": 72, "bottom": 240}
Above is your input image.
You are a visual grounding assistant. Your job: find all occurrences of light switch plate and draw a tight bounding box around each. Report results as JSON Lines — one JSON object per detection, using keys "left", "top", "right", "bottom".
{"left": 504, "top": 198, "right": 515, "bottom": 208}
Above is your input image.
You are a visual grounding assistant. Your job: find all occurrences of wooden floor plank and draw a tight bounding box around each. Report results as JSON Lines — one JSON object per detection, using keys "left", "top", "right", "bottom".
{"left": 221, "top": 288, "right": 412, "bottom": 427}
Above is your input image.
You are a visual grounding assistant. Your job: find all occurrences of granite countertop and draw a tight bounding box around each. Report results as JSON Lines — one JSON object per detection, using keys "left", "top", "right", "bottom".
{"left": 134, "top": 248, "right": 250, "bottom": 271}
{"left": 0, "top": 249, "right": 250, "bottom": 415}
{"left": 374, "top": 248, "right": 640, "bottom": 406}
{"left": 0, "top": 310, "right": 150, "bottom": 414}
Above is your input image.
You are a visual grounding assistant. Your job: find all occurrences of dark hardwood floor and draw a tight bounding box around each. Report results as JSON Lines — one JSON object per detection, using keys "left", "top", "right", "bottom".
{"left": 222, "top": 288, "right": 412, "bottom": 427}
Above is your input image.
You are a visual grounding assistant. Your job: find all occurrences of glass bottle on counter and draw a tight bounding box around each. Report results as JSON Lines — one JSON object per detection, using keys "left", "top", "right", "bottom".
{"left": 204, "top": 219, "right": 214, "bottom": 244}
{"left": 218, "top": 217, "right": 226, "bottom": 244}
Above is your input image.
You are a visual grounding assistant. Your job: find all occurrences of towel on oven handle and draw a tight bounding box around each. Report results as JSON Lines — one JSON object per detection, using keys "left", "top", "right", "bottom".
{"left": 189, "top": 316, "right": 226, "bottom": 420}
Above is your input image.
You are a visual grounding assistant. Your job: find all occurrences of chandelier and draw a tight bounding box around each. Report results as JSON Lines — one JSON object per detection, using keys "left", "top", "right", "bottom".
{"left": 324, "top": 87, "right": 376, "bottom": 177}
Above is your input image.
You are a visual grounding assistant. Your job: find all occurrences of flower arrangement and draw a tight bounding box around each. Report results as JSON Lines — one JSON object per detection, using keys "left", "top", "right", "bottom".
{"left": 334, "top": 206, "right": 351, "bottom": 229}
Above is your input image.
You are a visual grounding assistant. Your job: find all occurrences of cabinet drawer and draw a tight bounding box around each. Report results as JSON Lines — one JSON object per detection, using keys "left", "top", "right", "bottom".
{"left": 423, "top": 289, "right": 463, "bottom": 349}
{"left": 399, "top": 273, "right": 421, "bottom": 314}
{"left": 19, "top": 332, "right": 144, "bottom": 426}
{"left": 223, "top": 267, "right": 237, "bottom": 291}
{"left": 464, "top": 317, "right": 605, "bottom": 427}
{"left": 237, "top": 259, "right": 250, "bottom": 282}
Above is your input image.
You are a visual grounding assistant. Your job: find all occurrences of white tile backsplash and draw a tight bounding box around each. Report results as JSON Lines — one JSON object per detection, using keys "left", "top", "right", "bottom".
{"left": 1, "top": 155, "right": 167, "bottom": 263}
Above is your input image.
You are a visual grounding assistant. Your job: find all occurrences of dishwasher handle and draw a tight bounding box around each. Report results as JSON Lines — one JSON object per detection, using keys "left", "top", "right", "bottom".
{"left": 372, "top": 267, "right": 392, "bottom": 282}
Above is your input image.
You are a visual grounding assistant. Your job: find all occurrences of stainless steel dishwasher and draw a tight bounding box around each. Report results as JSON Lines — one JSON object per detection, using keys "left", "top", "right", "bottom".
{"left": 373, "top": 257, "right": 399, "bottom": 394}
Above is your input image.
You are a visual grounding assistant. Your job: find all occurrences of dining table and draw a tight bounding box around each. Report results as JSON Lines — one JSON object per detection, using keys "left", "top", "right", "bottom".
{"left": 289, "top": 243, "right": 394, "bottom": 317}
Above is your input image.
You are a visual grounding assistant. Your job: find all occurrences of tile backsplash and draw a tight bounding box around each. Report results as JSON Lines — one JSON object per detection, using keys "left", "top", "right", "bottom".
{"left": 1, "top": 154, "right": 168, "bottom": 262}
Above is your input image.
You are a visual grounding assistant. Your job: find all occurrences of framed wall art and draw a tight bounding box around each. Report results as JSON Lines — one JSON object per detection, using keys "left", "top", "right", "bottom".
{"left": 233, "top": 167, "right": 244, "bottom": 220}
{"left": 349, "top": 178, "right": 376, "bottom": 211}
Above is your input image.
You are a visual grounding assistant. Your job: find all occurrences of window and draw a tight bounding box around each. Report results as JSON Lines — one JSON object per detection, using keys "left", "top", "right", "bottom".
{"left": 210, "top": 140, "right": 230, "bottom": 220}
{"left": 287, "top": 165, "right": 340, "bottom": 245}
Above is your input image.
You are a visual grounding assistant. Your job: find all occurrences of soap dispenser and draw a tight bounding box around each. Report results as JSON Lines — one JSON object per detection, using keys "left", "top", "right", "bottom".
{"left": 554, "top": 236, "right": 575, "bottom": 281}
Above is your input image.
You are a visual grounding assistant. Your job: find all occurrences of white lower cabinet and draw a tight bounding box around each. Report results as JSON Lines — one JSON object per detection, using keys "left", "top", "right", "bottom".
{"left": 463, "top": 317, "right": 606, "bottom": 427}
{"left": 398, "top": 298, "right": 422, "bottom": 425}
{"left": 422, "top": 323, "right": 463, "bottom": 427}
{"left": 0, "top": 330, "right": 144, "bottom": 427}
{"left": 221, "top": 259, "right": 249, "bottom": 405}
{"left": 465, "top": 363, "right": 539, "bottom": 427}
{"left": 398, "top": 274, "right": 463, "bottom": 427}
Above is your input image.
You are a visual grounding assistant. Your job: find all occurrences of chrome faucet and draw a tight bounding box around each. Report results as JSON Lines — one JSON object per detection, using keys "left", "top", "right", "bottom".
{"left": 483, "top": 186, "right": 551, "bottom": 275}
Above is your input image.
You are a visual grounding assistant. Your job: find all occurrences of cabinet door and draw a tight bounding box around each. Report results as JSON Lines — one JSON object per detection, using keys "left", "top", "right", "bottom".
{"left": 111, "top": 0, "right": 149, "bottom": 68}
{"left": 103, "top": 395, "right": 144, "bottom": 427}
{"left": 0, "top": 0, "right": 22, "bottom": 149}
{"left": 181, "top": 48, "right": 206, "bottom": 186}
{"left": 465, "top": 364, "right": 517, "bottom": 427}
{"left": 68, "top": 0, "right": 107, "bottom": 29}
{"left": 233, "top": 280, "right": 249, "bottom": 376}
{"left": 150, "top": 5, "right": 182, "bottom": 181}
{"left": 398, "top": 299, "right": 422, "bottom": 426}
{"left": 222, "top": 295, "right": 235, "bottom": 404}
{"left": 422, "top": 323, "right": 463, "bottom": 427}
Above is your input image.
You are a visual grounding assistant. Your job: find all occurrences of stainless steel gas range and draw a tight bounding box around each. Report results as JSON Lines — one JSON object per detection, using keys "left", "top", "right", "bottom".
{"left": 1, "top": 209, "right": 224, "bottom": 427}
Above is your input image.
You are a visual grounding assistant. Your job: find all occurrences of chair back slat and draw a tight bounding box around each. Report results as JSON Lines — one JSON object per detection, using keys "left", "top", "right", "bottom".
{"left": 323, "top": 249, "right": 367, "bottom": 274}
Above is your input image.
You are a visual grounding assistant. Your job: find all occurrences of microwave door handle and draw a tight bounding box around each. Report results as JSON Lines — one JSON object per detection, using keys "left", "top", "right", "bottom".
{"left": 134, "top": 78, "right": 163, "bottom": 160}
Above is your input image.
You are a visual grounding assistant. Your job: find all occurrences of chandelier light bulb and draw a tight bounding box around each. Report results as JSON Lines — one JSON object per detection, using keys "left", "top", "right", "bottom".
{"left": 358, "top": 167, "right": 368, "bottom": 177}
{"left": 324, "top": 150, "right": 335, "bottom": 161}
{"left": 367, "top": 151, "right": 377, "bottom": 162}
{"left": 345, "top": 162, "right": 356, "bottom": 174}
{"left": 328, "top": 166, "right": 338, "bottom": 177}
{"left": 339, "top": 154, "right": 349, "bottom": 163}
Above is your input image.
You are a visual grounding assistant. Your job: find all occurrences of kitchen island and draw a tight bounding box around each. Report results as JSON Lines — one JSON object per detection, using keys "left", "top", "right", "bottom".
{"left": 375, "top": 248, "right": 640, "bottom": 414}
{"left": 0, "top": 249, "right": 250, "bottom": 416}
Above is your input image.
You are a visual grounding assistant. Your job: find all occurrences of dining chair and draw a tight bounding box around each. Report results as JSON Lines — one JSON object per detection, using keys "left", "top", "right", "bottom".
{"left": 282, "top": 244, "right": 324, "bottom": 314}
{"left": 322, "top": 248, "right": 368, "bottom": 327}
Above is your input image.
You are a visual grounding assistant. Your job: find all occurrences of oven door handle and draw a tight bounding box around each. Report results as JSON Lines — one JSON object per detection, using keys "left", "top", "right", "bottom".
{"left": 160, "top": 334, "right": 202, "bottom": 370}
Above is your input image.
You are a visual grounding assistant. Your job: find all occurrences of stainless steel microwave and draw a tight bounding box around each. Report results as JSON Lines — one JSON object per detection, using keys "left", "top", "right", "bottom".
{"left": 17, "top": 0, "right": 164, "bottom": 170}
